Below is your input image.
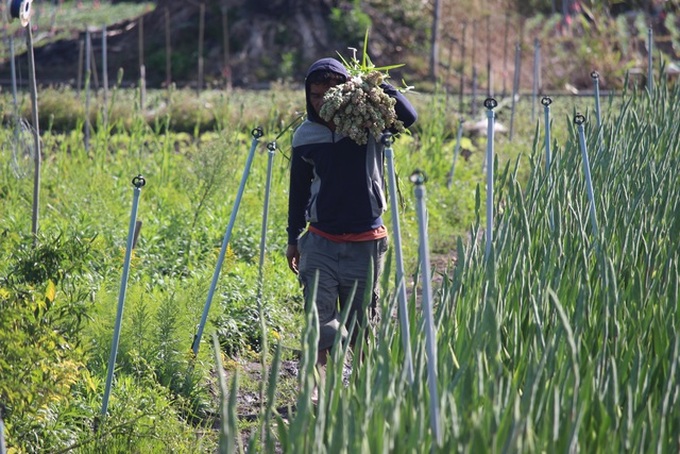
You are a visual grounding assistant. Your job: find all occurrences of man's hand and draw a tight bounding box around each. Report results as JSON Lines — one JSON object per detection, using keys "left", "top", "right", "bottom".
{"left": 286, "top": 244, "right": 300, "bottom": 274}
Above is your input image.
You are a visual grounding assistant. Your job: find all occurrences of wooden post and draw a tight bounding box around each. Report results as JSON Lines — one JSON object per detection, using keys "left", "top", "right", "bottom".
{"left": 486, "top": 14, "right": 492, "bottom": 97}
{"left": 85, "top": 28, "right": 91, "bottom": 152}
{"left": 165, "top": 7, "right": 172, "bottom": 87}
{"left": 139, "top": 16, "right": 146, "bottom": 109}
{"left": 509, "top": 41, "right": 521, "bottom": 141}
{"left": 502, "top": 12, "right": 510, "bottom": 97}
{"left": 429, "top": 0, "right": 441, "bottom": 82}
{"left": 10, "top": 37, "right": 19, "bottom": 146}
{"left": 197, "top": 2, "right": 205, "bottom": 95}
{"left": 89, "top": 29, "right": 99, "bottom": 89}
{"left": 532, "top": 38, "right": 540, "bottom": 123}
{"left": 445, "top": 35, "right": 455, "bottom": 111}
{"left": 102, "top": 24, "right": 109, "bottom": 127}
{"left": 77, "top": 38, "right": 84, "bottom": 93}
{"left": 132, "top": 220, "right": 143, "bottom": 249}
{"left": 221, "top": 1, "right": 231, "bottom": 90}
{"left": 471, "top": 19, "right": 477, "bottom": 117}
{"left": 459, "top": 21, "right": 466, "bottom": 114}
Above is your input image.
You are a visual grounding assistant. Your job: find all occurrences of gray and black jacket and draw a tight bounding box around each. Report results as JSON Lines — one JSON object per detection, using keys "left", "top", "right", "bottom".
{"left": 286, "top": 57, "right": 417, "bottom": 245}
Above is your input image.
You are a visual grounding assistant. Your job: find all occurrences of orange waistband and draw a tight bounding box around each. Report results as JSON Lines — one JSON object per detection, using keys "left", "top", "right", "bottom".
{"left": 308, "top": 225, "right": 388, "bottom": 243}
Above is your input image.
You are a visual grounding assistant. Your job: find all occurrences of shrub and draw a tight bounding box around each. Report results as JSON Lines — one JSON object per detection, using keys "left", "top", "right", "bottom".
{"left": 0, "top": 232, "right": 97, "bottom": 450}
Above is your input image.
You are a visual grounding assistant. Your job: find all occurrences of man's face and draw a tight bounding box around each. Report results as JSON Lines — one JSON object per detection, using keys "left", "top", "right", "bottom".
{"left": 309, "top": 81, "right": 340, "bottom": 117}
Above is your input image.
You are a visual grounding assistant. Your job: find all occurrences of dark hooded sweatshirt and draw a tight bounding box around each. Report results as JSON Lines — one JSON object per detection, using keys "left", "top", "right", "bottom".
{"left": 286, "top": 57, "right": 418, "bottom": 246}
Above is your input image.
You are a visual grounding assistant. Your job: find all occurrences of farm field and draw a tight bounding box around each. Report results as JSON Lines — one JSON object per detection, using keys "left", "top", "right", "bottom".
{"left": 1, "top": 74, "right": 680, "bottom": 453}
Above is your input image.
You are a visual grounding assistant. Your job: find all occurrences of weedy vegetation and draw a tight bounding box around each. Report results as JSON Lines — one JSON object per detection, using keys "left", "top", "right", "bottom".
{"left": 1, "top": 66, "right": 679, "bottom": 453}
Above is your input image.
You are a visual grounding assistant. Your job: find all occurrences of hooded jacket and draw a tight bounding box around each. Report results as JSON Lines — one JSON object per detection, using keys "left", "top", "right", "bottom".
{"left": 287, "top": 57, "right": 417, "bottom": 245}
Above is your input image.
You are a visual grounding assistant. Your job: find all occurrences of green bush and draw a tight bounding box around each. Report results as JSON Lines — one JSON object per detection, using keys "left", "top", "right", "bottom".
{"left": 330, "top": 1, "right": 373, "bottom": 47}
{"left": 0, "top": 232, "right": 95, "bottom": 450}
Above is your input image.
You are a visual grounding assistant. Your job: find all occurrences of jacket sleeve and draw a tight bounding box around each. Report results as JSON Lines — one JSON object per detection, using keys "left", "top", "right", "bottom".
{"left": 382, "top": 83, "right": 418, "bottom": 129}
{"left": 287, "top": 146, "right": 314, "bottom": 245}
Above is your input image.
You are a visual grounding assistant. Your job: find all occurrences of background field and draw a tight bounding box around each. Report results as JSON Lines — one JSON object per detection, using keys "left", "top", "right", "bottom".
{"left": 2, "top": 1, "right": 680, "bottom": 453}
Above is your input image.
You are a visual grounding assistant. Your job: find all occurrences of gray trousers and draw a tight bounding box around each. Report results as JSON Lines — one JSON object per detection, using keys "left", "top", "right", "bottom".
{"left": 297, "top": 230, "right": 388, "bottom": 351}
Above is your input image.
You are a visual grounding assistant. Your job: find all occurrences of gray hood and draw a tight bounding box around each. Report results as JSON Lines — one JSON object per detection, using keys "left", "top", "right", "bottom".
{"left": 304, "top": 57, "right": 349, "bottom": 124}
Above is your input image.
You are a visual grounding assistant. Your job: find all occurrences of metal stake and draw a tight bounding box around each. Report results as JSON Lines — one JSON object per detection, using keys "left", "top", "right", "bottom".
{"left": 532, "top": 38, "right": 541, "bottom": 123}
{"left": 192, "top": 127, "right": 264, "bottom": 355}
{"left": 9, "top": 36, "right": 25, "bottom": 178}
{"left": 647, "top": 27, "right": 653, "bottom": 95}
{"left": 256, "top": 141, "right": 276, "bottom": 423}
{"left": 591, "top": 70, "right": 604, "bottom": 154}
{"left": 1, "top": 403, "right": 6, "bottom": 454}
{"left": 484, "top": 98, "right": 497, "bottom": 261}
{"left": 381, "top": 133, "right": 414, "bottom": 385}
{"left": 509, "top": 41, "right": 521, "bottom": 141}
{"left": 101, "top": 174, "right": 146, "bottom": 416}
{"left": 410, "top": 170, "right": 442, "bottom": 447}
{"left": 542, "top": 96, "right": 555, "bottom": 231}
{"left": 591, "top": 71, "right": 601, "bottom": 128}
{"left": 574, "top": 114, "right": 599, "bottom": 237}
{"left": 26, "top": 23, "right": 42, "bottom": 244}
{"left": 257, "top": 141, "right": 276, "bottom": 299}
{"left": 542, "top": 97, "right": 552, "bottom": 171}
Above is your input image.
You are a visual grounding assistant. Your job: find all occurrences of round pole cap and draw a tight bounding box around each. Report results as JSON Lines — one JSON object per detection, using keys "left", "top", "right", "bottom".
{"left": 484, "top": 98, "right": 498, "bottom": 110}
{"left": 409, "top": 169, "right": 427, "bottom": 185}
{"left": 251, "top": 127, "right": 264, "bottom": 138}
{"left": 380, "top": 132, "right": 393, "bottom": 146}
{"left": 132, "top": 174, "right": 146, "bottom": 188}
{"left": 7, "top": 0, "right": 32, "bottom": 27}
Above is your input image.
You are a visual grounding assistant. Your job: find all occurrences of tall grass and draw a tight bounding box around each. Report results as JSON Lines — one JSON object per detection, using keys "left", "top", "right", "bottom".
{"left": 218, "top": 83, "right": 680, "bottom": 451}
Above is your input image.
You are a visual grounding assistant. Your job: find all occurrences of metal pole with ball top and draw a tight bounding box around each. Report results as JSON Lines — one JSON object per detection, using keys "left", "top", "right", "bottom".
{"left": 574, "top": 113, "right": 599, "bottom": 238}
{"left": 591, "top": 71, "right": 602, "bottom": 129}
{"left": 192, "top": 127, "right": 264, "bottom": 355}
{"left": 542, "top": 96, "right": 555, "bottom": 232}
{"left": 483, "top": 98, "right": 498, "bottom": 262}
{"left": 7, "top": 0, "right": 41, "bottom": 243}
{"left": 101, "top": 175, "right": 147, "bottom": 417}
{"left": 591, "top": 71, "right": 605, "bottom": 153}
{"left": 410, "top": 169, "right": 442, "bottom": 448}
{"left": 542, "top": 96, "right": 553, "bottom": 172}
{"left": 382, "top": 132, "right": 414, "bottom": 385}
